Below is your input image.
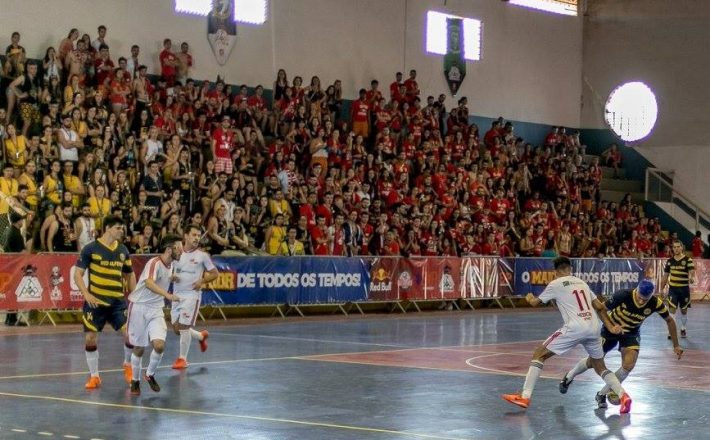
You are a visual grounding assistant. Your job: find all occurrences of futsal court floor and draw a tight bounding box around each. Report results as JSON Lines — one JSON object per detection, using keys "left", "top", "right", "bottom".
{"left": 1, "top": 305, "right": 709, "bottom": 440}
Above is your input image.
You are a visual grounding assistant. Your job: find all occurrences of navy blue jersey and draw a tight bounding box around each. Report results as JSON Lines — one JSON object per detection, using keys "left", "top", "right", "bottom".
{"left": 605, "top": 288, "right": 669, "bottom": 335}
{"left": 76, "top": 239, "right": 133, "bottom": 303}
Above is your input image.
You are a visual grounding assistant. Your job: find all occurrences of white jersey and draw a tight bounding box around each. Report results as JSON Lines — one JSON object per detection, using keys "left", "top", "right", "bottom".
{"left": 173, "top": 248, "right": 216, "bottom": 296}
{"left": 128, "top": 256, "right": 173, "bottom": 307}
{"left": 538, "top": 275, "right": 600, "bottom": 332}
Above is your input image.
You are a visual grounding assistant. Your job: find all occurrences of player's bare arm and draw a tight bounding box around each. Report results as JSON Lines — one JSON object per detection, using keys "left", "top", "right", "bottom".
{"left": 664, "top": 316, "right": 684, "bottom": 359}
{"left": 145, "top": 277, "right": 179, "bottom": 302}
{"left": 123, "top": 271, "right": 137, "bottom": 293}
{"left": 525, "top": 292, "right": 543, "bottom": 307}
{"left": 592, "top": 297, "right": 623, "bottom": 334}
{"left": 193, "top": 268, "right": 218, "bottom": 290}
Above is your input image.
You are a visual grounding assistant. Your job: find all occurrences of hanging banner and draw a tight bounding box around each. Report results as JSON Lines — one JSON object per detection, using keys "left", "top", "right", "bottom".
{"left": 444, "top": 17, "right": 466, "bottom": 96}
{"left": 514, "top": 258, "right": 644, "bottom": 297}
{"left": 367, "top": 257, "right": 400, "bottom": 301}
{"left": 208, "top": 0, "right": 238, "bottom": 66}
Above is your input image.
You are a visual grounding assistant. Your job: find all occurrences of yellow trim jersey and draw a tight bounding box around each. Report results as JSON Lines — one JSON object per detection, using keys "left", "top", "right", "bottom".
{"left": 605, "top": 288, "right": 669, "bottom": 335}
{"left": 664, "top": 255, "right": 694, "bottom": 287}
{"left": 76, "top": 239, "right": 133, "bottom": 302}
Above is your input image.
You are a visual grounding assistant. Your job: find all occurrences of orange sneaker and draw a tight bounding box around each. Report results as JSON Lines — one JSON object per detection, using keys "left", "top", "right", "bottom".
{"left": 619, "top": 393, "right": 632, "bottom": 414}
{"left": 172, "top": 357, "right": 189, "bottom": 370}
{"left": 85, "top": 375, "right": 102, "bottom": 390}
{"left": 123, "top": 362, "right": 133, "bottom": 384}
{"left": 501, "top": 393, "right": 530, "bottom": 409}
{"left": 199, "top": 330, "right": 209, "bottom": 353}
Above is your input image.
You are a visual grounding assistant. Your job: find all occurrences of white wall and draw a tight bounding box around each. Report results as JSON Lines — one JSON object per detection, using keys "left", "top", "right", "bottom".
{"left": 1, "top": 0, "right": 582, "bottom": 127}
{"left": 582, "top": 0, "right": 710, "bottom": 209}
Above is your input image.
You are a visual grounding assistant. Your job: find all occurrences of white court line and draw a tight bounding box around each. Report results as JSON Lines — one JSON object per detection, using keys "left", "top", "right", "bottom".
{"left": 0, "top": 391, "right": 473, "bottom": 440}
{"left": 208, "top": 332, "right": 414, "bottom": 348}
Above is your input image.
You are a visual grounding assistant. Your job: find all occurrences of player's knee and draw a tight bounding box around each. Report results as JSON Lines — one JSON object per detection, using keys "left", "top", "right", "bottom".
{"left": 152, "top": 340, "right": 165, "bottom": 354}
{"left": 133, "top": 347, "right": 145, "bottom": 357}
{"left": 531, "top": 345, "right": 551, "bottom": 362}
{"left": 589, "top": 357, "right": 607, "bottom": 374}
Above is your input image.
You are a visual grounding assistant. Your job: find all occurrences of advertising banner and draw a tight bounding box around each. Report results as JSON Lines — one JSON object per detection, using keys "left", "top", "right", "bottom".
{"left": 514, "top": 258, "right": 644, "bottom": 297}
{"left": 206, "top": 256, "right": 370, "bottom": 305}
{"left": 0, "top": 254, "right": 85, "bottom": 311}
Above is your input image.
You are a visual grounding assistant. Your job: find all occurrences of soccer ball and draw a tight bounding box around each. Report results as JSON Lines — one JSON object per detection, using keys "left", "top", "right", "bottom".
{"left": 607, "top": 391, "right": 621, "bottom": 405}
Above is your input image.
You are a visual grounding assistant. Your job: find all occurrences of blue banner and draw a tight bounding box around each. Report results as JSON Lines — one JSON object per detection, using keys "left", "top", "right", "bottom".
{"left": 202, "top": 257, "right": 370, "bottom": 305}
{"left": 514, "top": 258, "right": 645, "bottom": 297}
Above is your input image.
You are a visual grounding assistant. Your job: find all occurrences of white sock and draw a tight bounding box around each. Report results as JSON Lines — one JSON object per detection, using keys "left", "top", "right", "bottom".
{"left": 521, "top": 360, "right": 543, "bottom": 399}
{"left": 566, "top": 357, "right": 590, "bottom": 380}
{"left": 680, "top": 313, "right": 688, "bottom": 329}
{"left": 179, "top": 329, "right": 191, "bottom": 359}
{"left": 85, "top": 349, "right": 99, "bottom": 377}
{"left": 124, "top": 344, "right": 133, "bottom": 364}
{"left": 146, "top": 350, "right": 163, "bottom": 377}
{"left": 130, "top": 353, "right": 142, "bottom": 381}
{"left": 189, "top": 328, "right": 203, "bottom": 341}
{"left": 600, "top": 369, "right": 625, "bottom": 397}
{"left": 600, "top": 367, "right": 629, "bottom": 394}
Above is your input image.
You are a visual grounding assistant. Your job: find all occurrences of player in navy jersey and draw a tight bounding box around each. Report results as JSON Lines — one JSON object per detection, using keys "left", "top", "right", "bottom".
{"left": 559, "top": 279, "right": 683, "bottom": 408}
{"left": 74, "top": 215, "right": 136, "bottom": 389}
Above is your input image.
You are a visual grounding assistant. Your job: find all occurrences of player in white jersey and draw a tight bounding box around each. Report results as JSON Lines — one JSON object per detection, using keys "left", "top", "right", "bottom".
{"left": 126, "top": 235, "right": 182, "bottom": 395}
{"left": 170, "top": 225, "right": 218, "bottom": 369}
{"left": 501, "top": 257, "right": 633, "bottom": 414}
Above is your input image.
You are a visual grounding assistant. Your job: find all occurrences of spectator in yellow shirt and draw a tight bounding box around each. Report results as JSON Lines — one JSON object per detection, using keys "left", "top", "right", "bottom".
{"left": 62, "top": 161, "right": 84, "bottom": 208}
{"left": 4, "top": 123, "right": 27, "bottom": 171}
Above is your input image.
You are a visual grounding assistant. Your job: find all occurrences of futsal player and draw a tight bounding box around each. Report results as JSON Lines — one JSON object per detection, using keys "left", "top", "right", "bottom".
{"left": 661, "top": 240, "right": 695, "bottom": 339}
{"left": 73, "top": 215, "right": 136, "bottom": 389}
{"left": 171, "top": 225, "right": 218, "bottom": 369}
{"left": 126, "top": 235, "right": 182, "bottom": 395}
{"left": 559, "top": 279, "right": 683, "bottom": 408}
{"left": 501, "top": 257, "right": 632, "bottom": 414}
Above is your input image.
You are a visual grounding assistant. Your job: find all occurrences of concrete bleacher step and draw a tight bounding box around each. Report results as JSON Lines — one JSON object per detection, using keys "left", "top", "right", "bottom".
{"left": 600, "top": 178, "right": 643, "bottom": 193}
{"left": 601, "top": 166, "right": 625, "bottom": 179}
{"left": 600, "top": 190, "right": 645, "bottom": 204}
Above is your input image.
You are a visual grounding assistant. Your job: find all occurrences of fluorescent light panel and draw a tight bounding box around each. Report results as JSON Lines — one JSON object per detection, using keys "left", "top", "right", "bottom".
{"left": 174, "top": 0, "right": 267, "bottom": 24}
{"left": 508, "top": 0, "right": 578, "bottom": 17}
{"left": 426, "top": 11, "right": 482, "bottom": 61}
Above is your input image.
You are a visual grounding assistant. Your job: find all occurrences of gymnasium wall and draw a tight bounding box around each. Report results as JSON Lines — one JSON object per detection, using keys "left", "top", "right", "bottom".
{"left": 582, "top": 0, "right": 710, "bottom": 208}
{"left": 0, "top": 0, "right": 583, "bottom": 128}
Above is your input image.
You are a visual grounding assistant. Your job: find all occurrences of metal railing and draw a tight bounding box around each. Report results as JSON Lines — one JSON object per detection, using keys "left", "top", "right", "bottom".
{"left": 645, "top": 167, "right": 710, "bottom": 233}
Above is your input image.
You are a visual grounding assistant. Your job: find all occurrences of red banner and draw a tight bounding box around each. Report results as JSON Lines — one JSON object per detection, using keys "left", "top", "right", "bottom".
{"left": 0, "top": 254, "right": 85, "bottom": 311}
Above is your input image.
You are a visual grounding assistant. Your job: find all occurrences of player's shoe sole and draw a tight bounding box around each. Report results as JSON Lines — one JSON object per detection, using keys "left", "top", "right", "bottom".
{"left": 501, "top": 393, "right": 530, "bottom": 409}
{"left": 199, "top": 330, "right": 209, "bottom": 352}
{"left": 145, "top": 374, "right": 160, "bottom": 392}
{"left": 123, "top": 363, "right": 133, "bottom": 384}
{"left": 559, "top": 376, "right": 573, "bottom": 394}
{"left": 130, "top": 380, "right": 140, "bottom": 396}
{"left": 619, "top": 393, "right": 632, "bottom": 414}
{"left": 85, "top": 375, "right": 101, "bottom": 390}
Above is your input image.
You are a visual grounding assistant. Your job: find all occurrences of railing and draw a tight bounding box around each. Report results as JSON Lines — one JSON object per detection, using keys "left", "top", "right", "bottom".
{"left": 645, "top": 167, "right": 710, "bottom": 232}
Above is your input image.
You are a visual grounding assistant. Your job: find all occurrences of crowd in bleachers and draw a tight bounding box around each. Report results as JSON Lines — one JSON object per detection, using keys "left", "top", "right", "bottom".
{"left": 0, "top": 27, "right": 678, "bottom": 258}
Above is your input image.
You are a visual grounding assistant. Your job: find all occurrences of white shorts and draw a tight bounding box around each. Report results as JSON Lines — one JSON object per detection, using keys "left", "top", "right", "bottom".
{"left": 127, "top": 302, "right": 167, "bottom": 347}
{"left": 543, "top": 326, "right": 604, "bottom": 359}
{"left": 170, "top": 295, "right": 201, "bottom": 326}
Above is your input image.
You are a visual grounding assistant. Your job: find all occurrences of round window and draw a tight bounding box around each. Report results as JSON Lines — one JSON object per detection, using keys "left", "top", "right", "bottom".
{"left": 604, "top": 82, "right": 658, "bottom": 142}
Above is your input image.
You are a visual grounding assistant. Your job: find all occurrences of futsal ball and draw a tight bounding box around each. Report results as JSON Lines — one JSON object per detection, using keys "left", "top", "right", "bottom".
{"left": 607, "top": 392, "right": 621, "bottom": 405}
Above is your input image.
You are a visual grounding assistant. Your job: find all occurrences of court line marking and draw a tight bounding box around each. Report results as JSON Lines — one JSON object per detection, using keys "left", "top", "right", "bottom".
{"left": 0, "top": 391, "right": 474, "bottom": 440}
{"left": 0, "top": 355, "right": 305, "bottom": 381}
{"left": 208, "top": 332, "right": 414, "bottom": 348}
{"left": 0, "top": 339, "right": 546, "bottom": 381}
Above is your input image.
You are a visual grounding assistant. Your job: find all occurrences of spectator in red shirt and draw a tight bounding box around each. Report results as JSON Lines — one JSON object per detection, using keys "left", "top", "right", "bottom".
{"left": 389, "top": 72, "right": 403, "bottom": 100}
{"left": 351, "top": 89, "right": 370, "bottom": 139}
{"left": 159, "top": 38, "right": 178, "bottom": 86}
{"left": 403, "top": 69, "right": 419, "bottom": 104}
{"left": 692, "top": 231, "right": 704, "bottom": 258}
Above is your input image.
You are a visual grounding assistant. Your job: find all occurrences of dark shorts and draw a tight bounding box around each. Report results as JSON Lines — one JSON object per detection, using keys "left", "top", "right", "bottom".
{"left": 82, "top": 298, "right": 127, "bottom": 332}
{"left": 668, "top": 286, "right": 691, "bottom": 310}
{"left": 601, "top": 329, "right": 640, "bottom": 353}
